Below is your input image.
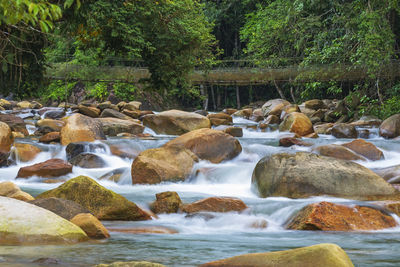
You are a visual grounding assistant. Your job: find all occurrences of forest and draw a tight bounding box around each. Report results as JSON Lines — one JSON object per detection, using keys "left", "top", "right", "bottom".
{"left": 1, "top": 0, "right": 400, "bottom": 117}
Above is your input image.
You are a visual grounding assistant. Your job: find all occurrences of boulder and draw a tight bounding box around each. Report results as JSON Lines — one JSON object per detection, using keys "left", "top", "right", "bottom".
{"left": 150, "top": 191, "right": 182, "bottom": 214}
{"left": 279, "top": 112, "right": 314, "bottom": 136}
{"left": 36, "top": 119, "right": 65, "bottom": 132}
{"left": 314, "top": 123, "right": 334, "bottom": 134}
{"left": 223, "top": 108, "right": 237, "bottom": 115}
{"left": 207, "top": 113, "right": 233, "bottom": 126}
{"left": 123, "top": 101, "right": 142, "bottom": 111}
{"left": 262, "top": 99, "right": 290, "bottom": 117}
{"left": 251, "top": 152, "right": 397, "bottom": 199}
{"left": 233, "top": 108, "right": 252, "bottom": 118}
{"left": 37, "top": 176, "right": 151, "bottom": 221}
{"left": 65, "top": 141, "right": 107, "bottom": 161}
{"left": 180, "top": 197, "right": 248, "bottom": 213}
{"left": 223, "top": 126, "right": 243, "bottom": 137}
{"left": 17, "top": 101, "right": 33, "bottom": 109}
{"left": 30, "top": 197, "right": 90, "bottom": 220}
{"left": 0, "top": 114, "right": 28, "bottom": 135}
{"left": 70, "top": 213, "right": 110, "bottom": 239}
{"left": 305, "top": 99, "right": 326, "bottom": 110}
{"left": 39, "top": 132, "right": 60, "bottom": 143}
{"left": 96, "top": 261, "right": 165, "bottom": 267}
{"left": 43, "top": 109, "right": 65, "bottom": 119}
{"left": 97, "top": 101, "right": 112, "bottom": 110}
{"left": 164, "top": 128, "right": 242, "bottom": 163}
{"left": 375, "top": 201, "right": 400, "bottom": 217}
{"left": 199, "top": 243, "right": 354, "bottom": 267}
{"left": 286, "top": 201, "right": 397, "bottom": 231}
{"left": 143, "top": 110, "right": 211, "bottom": 135}
{"left": 69, "top": 153, "right": 106, "bottom": 168}
{"left": 0, "top": 196, "right": 87, "bottom": 245}
{"left": 373, "top": 165, "right": 400, "bottom": 184}
{"left": 342, "top": 139, "right": 384, "bottom": 161}
{"left": 122, "top": 109, "right": 140, "bottom": 119}
{"left": 78, "top": 105, "right": 100, "bottom": 118}
{"left": 263, "top": 115, "right": 280, "bottom": 125}
{"left": 0, "top": 181, "right": 34, "bottom": 201}
{"left": 131, "top": 146, "right": 197, "bottom": 184}
{"left": 379, "top": 114, "right": 400, "bottom": 138}
{"left": 17, "top": 159, "right": 73, "bottom": 178}
{"left": 13, "top": 143, "right": 41, "bottom": 162}
{"left": 280, "top": 104, "right": 301, "bottom": 120}
{"left": 60, "top": 114, "right": 106, "bottom": 146}
{"left": 279, "top": 137, "right": 312, "bottom": 147}
{"left": 97, "top": 117, "right": 144, "bottom": 136}
{"left": 312, "top": 144, "right": 365, "bottom": 161}
{"left": 350, "top": 116, "right": 382, "bottom": 127}
{"left": 100, "top": 108, "right": 132, "bottom": 120}
{"left": 0, "top": 99, "right": 12, "bottom": 109}
{"left": 331, "top": 123, "right": 357, "bottom": 138}
{"left": 12, "top": 131, "right": 25, "bottom": 139}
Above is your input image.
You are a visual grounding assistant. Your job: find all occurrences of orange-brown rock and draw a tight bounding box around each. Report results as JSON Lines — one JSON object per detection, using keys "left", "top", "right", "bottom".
{"left": 122, "top": 109, "right": 140, "bottom": 119}
{"left": 233, "top": 108, "right": 252, "bottom": 118}
{"left": 0, "top": 122, "right": 13, "bottom": 153}
{"left": 223, "top": 126, "right": 243, "bottom": 137}
{"left": 314, "top": 123, "right": 334, "bottom": 134}
{"left": 70, "top": 213, "right": 110, "bottom": 239}
{"left": 17, "top": 159, "right": 73, "bottom": 178}
{"left": 36, "top": 119, "right": 65, "bottom": 132}
{"left": 280, "top": 104, "right": 301, "bottom": 120}
{"left": 14, "top": 143, "right": 42, "bottom": 162}
{"left": 0, "top": 114, "right": 28, "bottom": 136}
{"left": 342, "top": 139, "right": 384, "bottom": 161}
{"left": 262, "top": 99, "right": 290, "bottom": 117}
{"left": 164, "top": 128, "right": 242, "bottom": 163}
{"left": 110, "top": 145, "right": 140, "bottom": 159}
{"left": 60, "top": 114, "right": 106, "bottom": 146}
{"left": 78, "top": 105, "right": 100, "bottom": 118}
{"left": 279, "top": 112, "right": 314, "bottom": 136}
{"left": 286, "top": 201, "right": 397, "bottom": 231}
{"left": 180, "top": 197, "right": 248, "bottom": 213}
{"left": 108, "top": 226, "right": 178, "bottom": 234}
{"left": 207, "top": 113, "right": 232, "bottom": 126}
{"left": 222, "top": 108, "right": 237, "bottom": 115}
{"left": 150, "top": 191, "right": 182, "bottom": 214}
{"left": 312, "top": 144, "right": 365, "bottom": 161}
{"left": 279, "top": 137, "right": 312, "bottom": 147}
{"left": 142, "top": 110, "right": 211, "bottom": 135}
{"left": 39, "top": 132, "right": 60, "bottom": 143}
{"left": 131, "top": 146, "right": 197, "bottom": 184}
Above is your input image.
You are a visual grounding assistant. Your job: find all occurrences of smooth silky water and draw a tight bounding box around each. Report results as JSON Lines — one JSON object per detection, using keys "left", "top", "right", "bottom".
{"left": 1, "top": 116, "right": 400, "bottom": 266}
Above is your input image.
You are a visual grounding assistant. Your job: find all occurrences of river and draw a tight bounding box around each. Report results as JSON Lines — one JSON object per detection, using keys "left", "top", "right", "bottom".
{"left": 1, "top": 113, "right": 400, "bottom": 266}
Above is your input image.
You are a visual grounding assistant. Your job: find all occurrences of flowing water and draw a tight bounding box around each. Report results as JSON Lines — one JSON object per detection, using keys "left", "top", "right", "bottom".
{"left": 1, "top": 113, "right": 400, "bottom": 266}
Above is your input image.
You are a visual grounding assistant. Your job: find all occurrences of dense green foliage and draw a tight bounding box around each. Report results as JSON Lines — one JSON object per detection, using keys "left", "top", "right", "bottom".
{"left": 2, "top": 0, "right": 400, "bottom": 115}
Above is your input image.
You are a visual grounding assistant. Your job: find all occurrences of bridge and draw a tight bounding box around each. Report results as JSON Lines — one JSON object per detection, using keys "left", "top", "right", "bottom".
{"left": 45, "top": 59, "right": 400, "bottom": 86}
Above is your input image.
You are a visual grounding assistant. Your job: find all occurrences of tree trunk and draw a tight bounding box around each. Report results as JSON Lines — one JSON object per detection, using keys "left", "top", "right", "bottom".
{"left": 236, "top": 84, "right": 240, "bottom": 109}
{"left": 273, "top": 80, "right": 286, "bottom": 100}
{"left": 376, "top": 78, "right": 383, "bottom": 105}
{"left": 200, "top": 84, "right": 208, "bottom": 110}
{"left": 289, "top": 79, "right": 296, "bottom": 103}
{"left": 210, "top": 84, "right": 216, "bottom": 111}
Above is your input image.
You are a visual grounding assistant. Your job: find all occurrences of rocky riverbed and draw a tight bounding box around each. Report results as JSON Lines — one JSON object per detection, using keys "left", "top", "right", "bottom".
{"left": 0, "top": 98, "right": 399, "bottom": 266}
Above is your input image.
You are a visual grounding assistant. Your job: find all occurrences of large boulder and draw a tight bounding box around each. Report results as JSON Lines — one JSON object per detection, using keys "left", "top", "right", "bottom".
{"left": 342, "top": 139, "right": 384, "bottom": 161}
{"left": 17, "top": 159, "right": 73, "bottom": 178}
{"left": 379, "top": 114, "right": 400, "bottom": 138}
{"left": 97, "top": 117, "right": 144, "bottom": 136}
{"left": 37, "top": 176, "right": 151, "bottom": 221}
{"left": 60, "top": 114, "right": 106, "bottom": 146}
{"left": 331, "top": 123, "right": 357, "bottom": 139}
{"left": 164, "top": 128, "right": 242, "bottom": 163}
{"left": 304, "top": 99, "right": 326, "bottom": 110}
{"left": 78, "top": 105, "right": 100, "bottom": 118}
{"left": 261, "top": 99, "right": 290, "bottom": 117}
{"left": 286, "top": 201, "right": 397, "bottom": 231}
{"left": 70, "top": 213, "right": 110, "bottom": 239}
{"left": 131, "top": 146, "right": 197, "bottom": 184}
{"left": 65, "top": 142, "right": 107, "bottom": 161}
{"left": 207, "top": 113, "right": 232, "bottom": 126}
{"left": 69, "top": 153, "right": 106, "bottom": 168}
{"left": 100, "top": 108, "right": 132, "bottom": 120}
{"left": 199, "top": 243, "right": 354, "bottom": 267}
{"left": 30, "top": 197, "right": 90, "bottom": 220}
{"left": 36, "top": 119, "right": 65, "bottom": 132}
{"left": 279, "top": 112, "right": 314, "bottom": 136}
{"left": 142, "top": 110, "right": 211, "bottom": 135}
{"left": 0, "top": 181, "right": 34, "bottom": 201}
{"left": 13, "top": 143, "right": 41, "bottom": 162}
{"left": 251, "top": 152, "right": 397, "bottom": 199}
{"left": 0, "top": 121, "right": 14, "bottom": 153}
{"left": 312, "top": 144, "right": 365, "bottom": 161}
{"left": 150, "top": 191, "right": 182, "bottom": 214}
{"left": 0, "top": 114, "right": 28, "bottom": 135}
{"left": 123, "top": 101, "right": 142, "bottom": 111}
{"left": 180, "top": 197, "right": 248, "bottom": 213}
{"left": 0, "top": 196, "right": 87, "bottom": 245}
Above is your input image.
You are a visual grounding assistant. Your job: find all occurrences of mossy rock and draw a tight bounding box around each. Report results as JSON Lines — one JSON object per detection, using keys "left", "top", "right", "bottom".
{"left": 199, "top": 243, "right": 354, "bottom": 267}
{"left": 37, "top": 176, "right": 151, "bottom": 221}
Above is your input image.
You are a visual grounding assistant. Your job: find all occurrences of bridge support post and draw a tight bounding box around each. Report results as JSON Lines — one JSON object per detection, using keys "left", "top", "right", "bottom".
{"left": 236, "top": 83, "right": 240, "bottom": 109}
